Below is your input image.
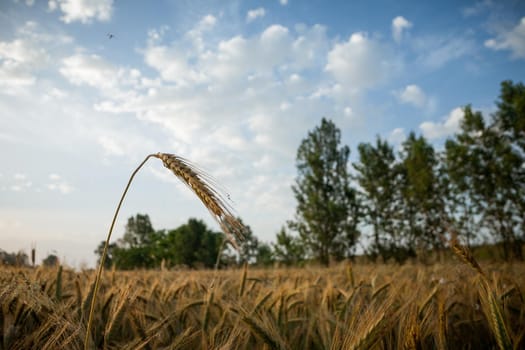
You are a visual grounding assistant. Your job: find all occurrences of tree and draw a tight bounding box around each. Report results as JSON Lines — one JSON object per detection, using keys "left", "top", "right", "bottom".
{"left": 445, "top": 81, "right": 525, "bottom": 260}
{"left": 290, "top": 118, "right": 361, "bottom": 266}
{"left": 399, "top": 132, "right": 447, "bottom": 259}
{"left": 354, "top": 137, "right": 408, "bottom": 262}
{"left": 165, "top": 218, "right": 223, "bottom": 268}
{"left": 94, "top": 241, "right": 118, "bottom": 269}
{"left": 120, "top": 213, "right": 155, "bottom": 248}
{"left": 95, "top": 214, "right": 229, "bottom": 269}
{"left": 0, "top": 249, "right": 29, "bottom": 267}
{"left": 42, "top": 254, "right": 59, "bottom": 267}
{"left": 255, "top": 243, "right": 274, "bottom": 267}
{"left": 238, "top": 221, "right": 259, "bottom": 264}
{"left": 273, "top": 227, "right": 305, "bottom": 266}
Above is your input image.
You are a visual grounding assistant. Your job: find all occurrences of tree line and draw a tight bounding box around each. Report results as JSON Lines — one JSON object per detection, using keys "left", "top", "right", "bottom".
{"left": 290, "top": 80, "right": 524, "bottom": 264}
{"left": 95, "top": 80, "right": 524, "bottom": 269}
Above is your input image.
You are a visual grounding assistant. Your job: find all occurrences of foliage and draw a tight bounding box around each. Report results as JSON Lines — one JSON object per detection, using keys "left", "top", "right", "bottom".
{"left": 95, "top": 214, "right": 227, "bottom": 270}
{"left": 290, "top": 117, "right": 361, "bottom": 266}
{"left": 0, "top": 249, "right": 30, "bottom": 267}
{"left": 165, "top": 218, "right": 223, "bottom": 268}
{"left": 42, "top": 254, "right": 59, "bottom": 267}
{"left": 445, "top": 81, "right": 525, "bottom": 260}
{"left": 354, "top": 137, "right": 408, "bottom": 262}
{"left": 399, "top": 132, "right": 447, "bottom": 257}
{"left": 272, "top": 226, "right": 305, "bottom": 266}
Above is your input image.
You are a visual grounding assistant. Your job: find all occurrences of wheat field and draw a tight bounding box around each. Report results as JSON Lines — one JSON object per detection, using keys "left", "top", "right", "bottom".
{"left": 3, "top": 154, "right": 522, "bottom": 349}
{"left": 1, "top": 261, "right": 524, "bottom": 349}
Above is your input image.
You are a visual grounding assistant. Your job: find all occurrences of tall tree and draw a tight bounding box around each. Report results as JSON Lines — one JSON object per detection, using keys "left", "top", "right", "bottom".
{"left": 165, "top": 218, "right": 223, "bottom": 268}
{"left": 445, "top": 81, "right": 525, "bottom": 260}
{"left": 237, "top": 220, "right": 259, "bottom": 264}
{"left": 290, "top": 118, "right": 360, "bottom": 266}
{"left": 120, "top": 213, "right": 155, "bottom": 248}
{"left": 399, "top": 132, "right": 446, "bottom": 258}
{"left": 354, "top": 137, "right": 408, "bottom": 262}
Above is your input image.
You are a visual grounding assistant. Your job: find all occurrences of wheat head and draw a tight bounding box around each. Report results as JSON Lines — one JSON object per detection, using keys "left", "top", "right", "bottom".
{"left": 153, "top": 153, "right": 245, "bottom": 248}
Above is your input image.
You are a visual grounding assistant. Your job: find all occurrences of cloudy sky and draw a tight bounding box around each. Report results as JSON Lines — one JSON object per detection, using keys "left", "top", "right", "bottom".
{"left": 1, "top": 0, "right": 524, "bottom": 267}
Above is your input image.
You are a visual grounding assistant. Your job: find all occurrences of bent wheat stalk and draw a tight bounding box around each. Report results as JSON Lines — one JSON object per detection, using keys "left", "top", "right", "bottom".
{"left": 84, "top": 152, "right": 245, "bottom": 350}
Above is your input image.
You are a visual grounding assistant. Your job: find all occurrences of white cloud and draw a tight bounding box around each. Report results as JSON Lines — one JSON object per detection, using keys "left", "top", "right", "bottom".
{"left": 326, "top": 32, "right": 401, "bottom": 91}
{"left": 462, "top": 0, "right": 493, "bottom": 17}
{"left": 14, "top": 0, "right": 35, "bottom": 5}
{"left": 97, "top": 135, "right": 124, "bottom": 156}
{"left": 0, "top": 62, "right": 36, "bottom": 92}
{"left": 47, "top": 182, "right": 73, "bottom": 194}
{"left": 397, "top": 84, "right": 426, "bottom": 107}
{"left": 388, "top": 127, "right": 406, "bottom": 145}
{"left": 0, "top": 39, "right": 48, "bottom": 65}
{"left": 246, "top": 8, "right": 266, "bottom": 22}
{"left": 46, "top": 173, "right": 73, "bottom": 194}
{"left": 9, "top": 173, "right": 32, "bottom": 192}
{"left": 0, "top": 23, "right": 56, "bottom": 94}
{"left": 420, "top": 107, "right": 464, "bottom": 139}
{"left": 185, "top": 15, "right": 217, "bottom": 52}
{"left": 280, "top": 0, "right": 288, "bottom": 5}
{"left": 392, "top": 16, "right": 412, "bottom": 43}
{"left": 395, "top": 84, "right": 436, "bottom": 111}
{"left": 48, "top": 0, "right": 114, "bottom": 24}
{"left": 59, "top": 54, "right": 136, "bottom": 93}
{"left": 414, "top": 35, "right": 475, "bottom": 68}
{"left": 485, "top": 17, "right": 525, "bottom": 59}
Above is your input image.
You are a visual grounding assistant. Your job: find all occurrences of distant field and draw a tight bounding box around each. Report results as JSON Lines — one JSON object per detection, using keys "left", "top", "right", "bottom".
{"left": 1, "top": 262, "right": 524, "bottom": 349}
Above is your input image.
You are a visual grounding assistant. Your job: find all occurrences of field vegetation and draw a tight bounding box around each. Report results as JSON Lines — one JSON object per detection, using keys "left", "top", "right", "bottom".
{"left": 1, "top": 256, "right": 524, "bottom": 349}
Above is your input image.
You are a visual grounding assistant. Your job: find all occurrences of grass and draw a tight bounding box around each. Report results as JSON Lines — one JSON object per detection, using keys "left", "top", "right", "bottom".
{"left": 1, "top": 261, "right": 524, "bottom": 349}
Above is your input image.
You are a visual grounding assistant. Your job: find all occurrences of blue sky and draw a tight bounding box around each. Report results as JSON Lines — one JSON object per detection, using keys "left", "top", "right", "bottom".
{"left": 0, "top": 0, "right": 524, "bottom": 268}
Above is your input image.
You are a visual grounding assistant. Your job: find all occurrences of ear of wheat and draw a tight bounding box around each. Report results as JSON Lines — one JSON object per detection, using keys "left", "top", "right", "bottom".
{"left": 153, "top": 153, "right": 245, "bottom": 248}
{"left": 85, "top": 152, "right": 245, "bottom": 350}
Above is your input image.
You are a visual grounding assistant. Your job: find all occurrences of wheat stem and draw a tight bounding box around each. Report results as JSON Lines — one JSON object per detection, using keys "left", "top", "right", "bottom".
{"left": 84, "top": 154, "right": 155, "bottom": 350}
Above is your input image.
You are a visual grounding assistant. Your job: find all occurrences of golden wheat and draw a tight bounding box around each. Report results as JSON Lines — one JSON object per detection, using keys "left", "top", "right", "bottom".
{"left": 154, "top": 153, "right": 245, "bottom": 247}
{"left": 1, "top": 263, "right": 525, "bottom": 349}
{"left": 84, "top": 152, "right": 246, "bottom": 350}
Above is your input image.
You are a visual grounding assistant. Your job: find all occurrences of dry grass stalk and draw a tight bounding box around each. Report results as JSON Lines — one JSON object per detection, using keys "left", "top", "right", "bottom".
{"left": 85, "top": 152, "right": 245, "bottom": 350}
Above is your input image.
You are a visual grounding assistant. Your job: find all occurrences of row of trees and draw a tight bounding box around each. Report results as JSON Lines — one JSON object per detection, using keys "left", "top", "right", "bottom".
{"left": 0, "top": 249, "right": 60, "bottom": 267}
{"left": 290, "top": 80, "right": 524, "bottom": 264}
{"left": 95, "top": 80, "right": 524, "bottom": 269}
{"left": 95, "top": 214, "right": 277, "bottom": 269}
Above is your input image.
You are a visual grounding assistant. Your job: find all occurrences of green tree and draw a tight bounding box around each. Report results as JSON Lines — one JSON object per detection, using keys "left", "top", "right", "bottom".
{"left": 0, "top": 250, "right": 29, "bottom": 267}
{"left": 399, "top": 132, "right": 446, "bottom": 259}
{"left": 165, "top": 218, "right": 223, "bottom": 268}
{"left": 238, "top": 221, "right": 259, "bottom": 264}
{"left": 290, "top": 118, "right": 361, "bottom": 266}
{"left": 120, "top": 213, "right": 155, "bottom": 248}
{"left": 255, "top": 243, "right": 274, "bottom": 267}
{"left": 445, "top": 81, "right": 525, "bottom": 260}
{"left": 354, "top": 137, "right": 409, "bottom": 262}
{"left": 42, "top": 254, "right": 59, "bottom": 267}
{"left": 273, "top": 227, "right": 305, "bottom": 266}
{"left": 94, "top": 241, "right": 117, "bottom": 269}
